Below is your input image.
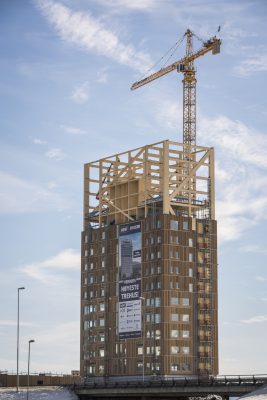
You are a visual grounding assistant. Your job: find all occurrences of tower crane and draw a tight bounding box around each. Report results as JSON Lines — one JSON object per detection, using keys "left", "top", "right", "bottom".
{"left": 131, "top": 29, "right": 221, "bottom": 146}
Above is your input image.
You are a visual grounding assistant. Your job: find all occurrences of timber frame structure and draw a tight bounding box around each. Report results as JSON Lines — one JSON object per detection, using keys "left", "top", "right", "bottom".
{"left": 83, "top": 140, "right": 214, "bottom": 229}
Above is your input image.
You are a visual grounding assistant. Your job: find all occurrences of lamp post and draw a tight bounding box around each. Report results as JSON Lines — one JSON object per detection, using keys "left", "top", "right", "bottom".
{"left": 27, "top": 339, "right": 35, "bottom": 400}
{"left": 140, "top": 297, "right": 145, "bottom": 383}
{"left": 16, "top": 286, "right": 25, "bottom": 392}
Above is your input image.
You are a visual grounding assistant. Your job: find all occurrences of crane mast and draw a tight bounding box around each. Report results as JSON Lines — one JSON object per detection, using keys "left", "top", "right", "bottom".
{"left": 183, "top": 29, "right": 196, "bottom": 146}
{"left": 131, "top": 29, "right": 221, "bottom": 146}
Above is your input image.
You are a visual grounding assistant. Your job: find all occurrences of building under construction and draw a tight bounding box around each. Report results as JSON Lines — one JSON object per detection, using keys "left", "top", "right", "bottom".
{"left": 80, "top": 29, "right": 220, "bottom": 380}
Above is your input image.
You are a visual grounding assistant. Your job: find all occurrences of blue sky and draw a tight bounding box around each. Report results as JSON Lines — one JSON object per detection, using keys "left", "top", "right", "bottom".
{"left": 0, "top": 0, "right": 267, "bottom": 375}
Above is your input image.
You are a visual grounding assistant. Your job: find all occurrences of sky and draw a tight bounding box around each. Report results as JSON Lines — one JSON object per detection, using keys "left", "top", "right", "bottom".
{"left": 0, "top": 0, "right": 267, "bottom": 375}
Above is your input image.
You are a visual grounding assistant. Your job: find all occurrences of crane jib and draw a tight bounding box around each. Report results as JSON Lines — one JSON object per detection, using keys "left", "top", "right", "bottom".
{"left": 130, "top": 37, "right": 221, "bottom": 91}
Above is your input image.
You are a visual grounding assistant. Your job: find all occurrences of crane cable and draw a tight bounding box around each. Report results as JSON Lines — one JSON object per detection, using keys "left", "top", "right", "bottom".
{"left": 136, "top": 33, "right": 185, "bottom": 82}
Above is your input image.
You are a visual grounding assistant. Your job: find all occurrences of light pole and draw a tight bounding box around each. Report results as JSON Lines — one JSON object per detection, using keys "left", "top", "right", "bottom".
{"left": 16, "top": 286, "right": 25, "bottom": 392}
{"left": 27, "top": 339, "right": 35, "bottom": 400}
{"left": 140, "top": 297, "right": 145, "bottom": 383}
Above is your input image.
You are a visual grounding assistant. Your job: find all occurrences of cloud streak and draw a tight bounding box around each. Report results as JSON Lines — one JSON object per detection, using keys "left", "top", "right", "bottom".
{"left": 0, "top": 171, "right": 68, "bottom": 214}
{"left": 240, "top": 315, "right": 267, "bottom": 324}
{"left": 20, "top": 248, "right": 80, "bottom": 284}
{"left": 36, "top": 0, "right": 152, "bottom": 73}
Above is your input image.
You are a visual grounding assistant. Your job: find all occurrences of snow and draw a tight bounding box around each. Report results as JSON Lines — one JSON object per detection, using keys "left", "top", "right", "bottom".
{"left": 0, "top": 386, "right": 79, "bottom": 399}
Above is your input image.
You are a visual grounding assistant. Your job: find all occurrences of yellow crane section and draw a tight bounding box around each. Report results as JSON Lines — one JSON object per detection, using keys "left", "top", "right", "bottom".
{"left": 131, "top": 29, "right": 221, "bottom": 146}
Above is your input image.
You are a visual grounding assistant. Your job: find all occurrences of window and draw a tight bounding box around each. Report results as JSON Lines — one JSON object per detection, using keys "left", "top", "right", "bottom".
{"left": 155, "top": 297, "right": 161, "bottom": 307}
{"left": 171, "top": 329, "right": 179, "bottom": 338}
{"left": 99, "top": 318, "right": 105, "bottom": 327}
{"left": 137, "top": 362, "right": 143, "bottom": 370}
{"left": 146, "top": 346, "right": 150, "bottom": 355}
{"left": 182, "top": 330, "right": 190, "bottom": 338}
{"left": 102, "top": 232, "right": 105, "bottom": 240}
{"left": 101, "top": 260, "right": 105, "bottom": 268}
{"left": 157, "top": 219, "right": 161, "bottom": 228}
{"left": 170, "top": 220, "right": 179, "bottom": 231}
{"left": 84, "top": 277, "right": 87, "bottom": 285}
{"left": 84, "top": 306, "right": 90, "bottom": 315}
{"left": 182, "top": 363, "right": 190, "bottom": 371}
{"left": 90, "top": 263, "right": 93, "bottom": 270}
{"left": 89, "top": 275, "right": 94, "bottom": 284}
{"left": 183, "top": 221, "right": 189, "bottom": 230}
{"left": 189, "top": 238, "right": 193, "bottom": 247}
{"left": 171, "top": 363, "right": 179, "bottom": 371}
{"left": 171, "top": 313, "right": 179, "bottom": 322}
{"left": 189, "top": 283, "right": 193, "bottom": 292}
{"left": 84, "top": 263, "right": 88, "bottom": 271}
{"left": 99, "top": 333, "right": 105, "bottom": 342}
{"left": 170, "top": 297, "right": 179, "bottom": 305}
{"left": 171, "top": 346, "right": 179, "bottom": 354}
{"left": 146, "top": 298, "right": 150, "bottom": 306}
{"left": 83, "top": 321, "right": 89, "bottom": 330}
{"left": 189, "top": 268, "right": 193, "bottom": 277}
{"left": 155, "top": 329, "right": 161, "bottom": 339}
{"left": 101, "top": 288, "right": 105, "bottom": 297}
{"left": 157, "top": 236, "right": 162, "bottom": 244}
{"left": 101, "top": 275, "right": 105, "bottom": 283}
{"left": 101, "top": 246, "right": 105, "bottom": 254}
{"left": 90, "top": 248, "right": 94, "bottom": 256}
{"left": 189, "top": 253, "right": 193, "bottom": 262}
{"left": 155, "top": 313, "right": 161, "bottom": 323}
{"left": 182, "top": 314, "right": 189, "bottom": 322}
{"left": 83, "top": 291, "right": 87, "bottom": 299}
{"left": 99, "top": 303, "right": 105, "bottom": 312}
{"left": 99, "top": 365, "right": 104, "bottom": 373}
{"left": 156, "top": 281, "right": 161, "bottom": 289}
{"left": 157, "top": 251, "right": 161, "bottom": 259}
{"left": 182, "top": 346, "right": 190, "bottom": 354}
{"left": 137, "top": 345, "right": 143, "bottom": 355}
{"left": 182, "top": 298, "right": 189, "bottom": 306}
{"left": 99, "top": 349, "right": 105, "bottom": 358}
{"left": 84, "top": 250, "right": 88, "bottom": 257}
{"left": 155, "top": 346, "right": 160, "bottom": 356}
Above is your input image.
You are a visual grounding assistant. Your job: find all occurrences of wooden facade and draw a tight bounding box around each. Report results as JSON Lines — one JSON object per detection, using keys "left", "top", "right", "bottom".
{"left": 81, "top": 140, "right": 218, "bottom": 380}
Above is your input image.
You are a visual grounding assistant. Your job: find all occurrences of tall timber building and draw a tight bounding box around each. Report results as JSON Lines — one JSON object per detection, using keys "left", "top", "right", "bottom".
{"left": 81, "top": 139, "right": 218, "bottom": 379}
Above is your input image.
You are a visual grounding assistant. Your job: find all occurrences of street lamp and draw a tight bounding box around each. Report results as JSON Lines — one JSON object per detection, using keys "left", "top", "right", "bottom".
{"left": 16, "top": 286, "right": 25, "bottom": 392}
{"left": 27, "top": 339, "right": 35, "bottom": 400}
{"left": 140, "top": 297, "right": 145, "bottom": 383}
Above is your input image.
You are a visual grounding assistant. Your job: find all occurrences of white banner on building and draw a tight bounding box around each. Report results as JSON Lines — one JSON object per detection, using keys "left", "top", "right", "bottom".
{"left": 118, "top": 222, "right": 142, "bottom": 339}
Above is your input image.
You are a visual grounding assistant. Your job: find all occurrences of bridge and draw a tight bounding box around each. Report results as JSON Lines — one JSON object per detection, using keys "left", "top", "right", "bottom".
{"left": 74, "top": 375, "right": 267, "bottom": 400}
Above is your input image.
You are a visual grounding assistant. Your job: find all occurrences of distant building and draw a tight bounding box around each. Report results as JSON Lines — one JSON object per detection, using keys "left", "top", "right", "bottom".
{"left": 81, "top": 140, "right": 218, "bottom": 380}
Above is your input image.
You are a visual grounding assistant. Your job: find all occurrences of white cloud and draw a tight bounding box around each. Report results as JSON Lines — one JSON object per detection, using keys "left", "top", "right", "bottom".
{"left": 239, "top": 244, "right": 267, "bottom": 254}
{"left": 200, "top": 115, "right": 267, "bottom": 168}
{"left": 36, "top": 0, "right": 152, "bottom": 73}
{"left": 255, "top": 276, "right": 266, "bottom": 282}
{"left": 234, "top": 54, "right": 267, "bottom": 77}
{"left": 20, "top": 248, "right": 80, "bottom": 284}
{"left": 45, "top": 148, "right": 67, "bottom": 161}
{"left": 0, "top": 171, "right": 67, "bottom": 214}
{"left": 33, "top": 138, "right": 47, "bottom": 145}
{"left": 95, "top": 0, "right": 161, "bottom": 11}
{"left": 198, "top": 115, "right": 267, "bottom": 243}
{"left": 240, "top": 315, "right": 267, "bottom": 324}
{"left": 70, "top": 81, "right": 89, "bottom": 104}
{"left": 60, "top": 124, "right": 87, "bottom": 135}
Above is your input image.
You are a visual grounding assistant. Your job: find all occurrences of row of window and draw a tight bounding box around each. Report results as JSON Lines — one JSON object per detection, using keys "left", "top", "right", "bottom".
{"left": 84, "top": 319, "right": 105, "bottom": 329}
{"left": 83, "top": 289, "right": 105, "bottom": 299}
{"left": 170, "top": 329, "right": 190, "bottom": 338}
{"left": 85, "top": 345, "right": 190, "bottom": 359}
{"left": 84, "top": 303, "right": 105, "bottom": 314}
{"left": 170, "top": 297, "right": 190, "bottom": 306}
{"left": 170, "top": 220, "right": 189, "bottom": 231}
